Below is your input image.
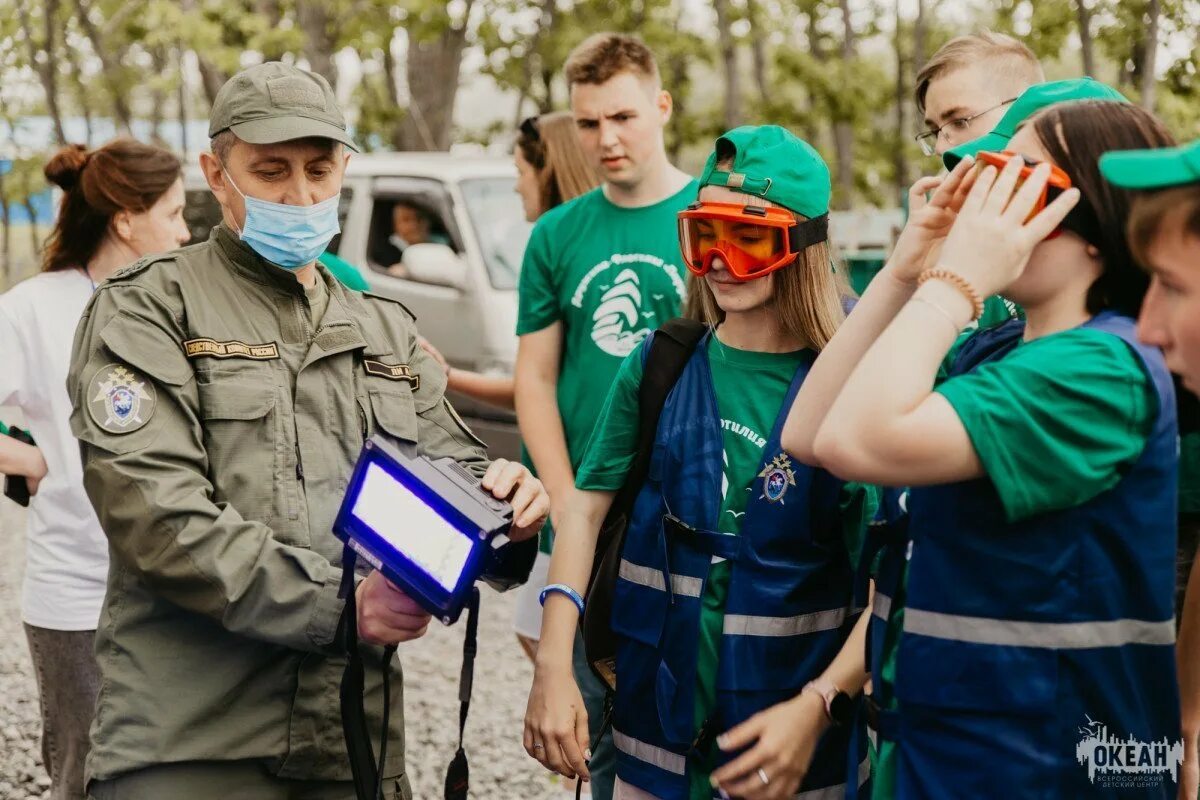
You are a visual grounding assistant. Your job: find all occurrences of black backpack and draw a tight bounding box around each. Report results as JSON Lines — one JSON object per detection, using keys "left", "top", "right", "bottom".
{"left": 582, "top": 317, "right": 707, "bottom": 690}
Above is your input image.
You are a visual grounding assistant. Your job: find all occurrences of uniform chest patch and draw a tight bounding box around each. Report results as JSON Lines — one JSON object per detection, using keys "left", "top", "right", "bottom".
{"left": 363, "top": 359, "right": 420, "bottom": 389}
{"left": 88, "top": 365, "right": 156, "bottom": 434}
{"left": 183, "top": 338, "right": 280, "bottom": 360}
{"left": 758, "top": 453, "right": 797, "bottom": 504}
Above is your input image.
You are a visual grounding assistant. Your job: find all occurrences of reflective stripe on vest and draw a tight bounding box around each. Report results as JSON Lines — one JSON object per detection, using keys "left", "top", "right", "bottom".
{"left": 793, "top": 755, "right": 870, "bottom": 799}
{"left": 613, "top": 728, "right": 686, "bottom": 776}
{"left": 723, "top": 607, "right": 858, "bottom": 638}
{"left": 872, "top": 592, "right": 891, "bottom": 621}
{"left": 904, "top": 607, "right": 1176, "bottom": 649}
{"left": 618, "top": 558, "right": 703, "bottom": 599}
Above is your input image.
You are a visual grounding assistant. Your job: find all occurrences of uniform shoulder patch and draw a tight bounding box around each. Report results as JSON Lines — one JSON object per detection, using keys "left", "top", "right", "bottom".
{"left": 361, "top": 290, "right": 417, "bottom": 322}
{"left": 87, "top": 364, "right": 157, "bottom": 434}
{"left": 106, "top": 254, "right": 177, "bottom": 285}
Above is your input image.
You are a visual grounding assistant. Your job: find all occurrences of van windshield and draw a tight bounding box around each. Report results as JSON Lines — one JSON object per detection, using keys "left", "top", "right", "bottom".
{"left": 458, "top": 177, "right": 532, "bottom": 290}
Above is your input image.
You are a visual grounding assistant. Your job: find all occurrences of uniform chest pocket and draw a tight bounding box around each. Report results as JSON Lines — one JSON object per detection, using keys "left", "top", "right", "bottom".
{"left": 197, "top": 380, "right": 281, "bottom": 526}
{"left": 360, "top": 387, "right": 419, "bottom": 445}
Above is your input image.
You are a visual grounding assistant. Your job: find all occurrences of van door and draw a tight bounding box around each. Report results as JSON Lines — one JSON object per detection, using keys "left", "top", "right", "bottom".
{"left": 363, "top": 177, "right": 484, "bottom": 369}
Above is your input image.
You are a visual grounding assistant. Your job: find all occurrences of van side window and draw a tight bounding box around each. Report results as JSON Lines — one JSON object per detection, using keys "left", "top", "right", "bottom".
{"left": 367, "top": 193, "right": 459, "bottom": 280}
{"left": 184, "top": 188, "right": 354, "bottom": 254}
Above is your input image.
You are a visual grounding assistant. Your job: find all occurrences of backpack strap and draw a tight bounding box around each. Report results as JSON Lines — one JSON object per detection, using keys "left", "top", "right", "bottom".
{"left": 583, "top": 317, "right": 707, "bottom": 689}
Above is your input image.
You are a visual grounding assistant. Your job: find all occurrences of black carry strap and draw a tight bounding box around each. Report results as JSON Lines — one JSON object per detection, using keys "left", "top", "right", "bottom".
{"left": 339, "top": 546, "right": 398, "bottom": 800}
{"left": 2, "top": 427, "right": 34, "bottom": 507}
{"left": 443, "top": 586, "right": 480, "bottom": 800}
{"left": 581, "top": 317, "right": 707, "bottom": 690}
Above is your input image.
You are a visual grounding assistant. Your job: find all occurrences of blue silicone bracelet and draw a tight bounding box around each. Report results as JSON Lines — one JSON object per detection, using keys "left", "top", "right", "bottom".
{"left": 539, "top": 583, "right": 585, "bottom": 615}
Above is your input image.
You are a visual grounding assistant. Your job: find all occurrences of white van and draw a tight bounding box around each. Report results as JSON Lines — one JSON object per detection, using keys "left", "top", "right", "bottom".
{"left": 183, "top": 153, "right": 531, "bottom": 459}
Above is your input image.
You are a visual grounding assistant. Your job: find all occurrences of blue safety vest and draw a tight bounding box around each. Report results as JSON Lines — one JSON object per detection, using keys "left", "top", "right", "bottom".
{"left": 610, "top": 330, "right": 867, "bottom": 799}
{"left": 871, "top": 312, "right": 1180, "bottom": 798}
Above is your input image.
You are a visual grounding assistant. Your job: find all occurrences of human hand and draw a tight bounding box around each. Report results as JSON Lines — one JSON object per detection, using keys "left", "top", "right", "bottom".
{"left": 1180, "top": 729, "right": 1198, "bottom": 800}
{"left": 710, "top": 691, "right": 829, "bottom": 799}
{"left": 524, "top": 660, "right": 591, "bottom": 781}
{"left": 25, "top": 446, "right": 47, "bottom": 497}
{"left": 418, "top": 336, "right": 450, "bottom": 377}
{"left": 355, "top": 570, "right": 433, "bottom": 646}
{"left": 935, "top": 157, "right": 1080, "bottom": 299}
{"left": 481, "top": 459, "right": 549, "bottom": 542}
{"left": 887, "top": 158, "right": 980, "bottom": 285}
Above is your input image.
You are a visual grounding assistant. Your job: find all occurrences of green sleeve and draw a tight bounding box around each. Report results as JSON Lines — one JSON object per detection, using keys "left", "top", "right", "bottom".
{"left": 317, "top": 251, "right": 370, "bottom": 292}
{"left": 839, "top": 482, "right": 880, "bottom": 572}
{"left": 1181, "top": 433, "right": 1200, "bottom": 515}
{"left": 936, "top": 328, "right": 1155, "bottom": 522}
{"left": 574, "top": 343, "right": 646, "bottom": 491}
{"left": 515, "top": 220, "right": 560, "bottom": 336}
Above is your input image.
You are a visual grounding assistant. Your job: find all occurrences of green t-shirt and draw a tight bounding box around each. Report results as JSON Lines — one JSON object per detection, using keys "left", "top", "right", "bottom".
{"left": 517, "top": 182, "right": 698, "bottom": 551}
{"left": 871, "top": 325, "right": 1155, "bottom": 800}
{"left": 1181, "top": 433, "right": 1200, "bottom": 515}
{"left": 317, "top": 251, "right": 370, "bottom": 291}
{"left": 578, "top": 333, "right": 874, "bottom": 799}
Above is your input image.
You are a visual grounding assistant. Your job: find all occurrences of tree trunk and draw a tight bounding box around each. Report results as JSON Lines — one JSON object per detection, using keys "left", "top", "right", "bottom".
{"left": 833, "top": 0, "right": 856, "bottom": 209}
{"left": 257, "top": 0, "right": 287, "bottom": 61}
{"left": 24, "top": 200, "right": 40, "bottom": 263}
{"left": 73, "top": 0, "right": 134, "bottom": 133}
{"left": 395, "top": 2, "right": 476, "bottom": 151}
{"left": 1140, "top": 0, "right": 1159, "bottom": 110}
{"left": 913, "top": 0, "right": 928, "bottom": 73}
{"left": 297, "top": 1, "right": 338, "bottom": 87}
{"left": 1075, "top": 0, "right": 1096, "bottom": 77}
{"left": 664, "top": 8, "right": 689, "bottom": 164}
{"left": 16, "top": 0, "right": 68, "bottom": 146}
{"left": 63, "top": 25, "right": 94, "bottom": 146}
{"left": 893, "top": 0, "right": 909, "bottom": 197}
{"left": 713, "top": 0, "right": 743, "bottom": 131}
{"left": 746, "top": 0, "right": 770, "bottom": 103}
{"left": 0, "top": 171, "right": 10, "bottom": 288}
{"left": 382, "top": 34, "right": 406, "bottom": 151}
{"left": 149, "top": 47, "right": 169, "bottom": 145}
{"left": 803, "top": 9, "right": 824, "bottom": 147}
{"left": 177, "top": 45, "right": 190, "bottom": 159}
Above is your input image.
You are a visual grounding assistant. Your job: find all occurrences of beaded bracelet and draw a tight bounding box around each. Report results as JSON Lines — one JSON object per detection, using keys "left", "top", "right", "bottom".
{"left": 539, "top": 583, "right": 585, "bottom": 615}
{"left": 917, "top": 268, "right": 984, "bottom": 322}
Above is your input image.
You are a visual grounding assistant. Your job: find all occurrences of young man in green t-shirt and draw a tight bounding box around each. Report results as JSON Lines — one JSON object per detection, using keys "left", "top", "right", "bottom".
{"left": 514, "top": 32, "right": 698, "bottom": 799}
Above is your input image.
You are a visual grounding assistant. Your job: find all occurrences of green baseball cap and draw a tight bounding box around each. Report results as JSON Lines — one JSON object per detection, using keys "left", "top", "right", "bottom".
{"left": 1100, "top": 139, "right": 1200, "bottom": 190}
{"left": 942, "top": 78, "right": 1127, "bottom": 170}
{"left": 208, "top": 62, "right": 359, "bottom": 152}
{"left": 699, "top": 125, "right": 830, "bottom": 218}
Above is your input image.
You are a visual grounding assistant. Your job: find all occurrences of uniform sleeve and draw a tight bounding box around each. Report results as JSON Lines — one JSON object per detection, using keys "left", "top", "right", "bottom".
{"left": 574, "top": 344, "right": 646, "bottom": 491}
{"left": 68, "top": 283, "right": 348, "bottom": 654}
{"left": 0, "top": 302, "right": 29, "bottom": 407}
{"left": 838, "top": 481, "right": 880, "bottom": 571}
{"left": 515, "top": 219, "right": 561, "bottom": 336}
{"left": 404, "top": 331, "right": 491, "bottom": 479}
{"left": 935, "top": 328, "right": 1155, "bottom": 522}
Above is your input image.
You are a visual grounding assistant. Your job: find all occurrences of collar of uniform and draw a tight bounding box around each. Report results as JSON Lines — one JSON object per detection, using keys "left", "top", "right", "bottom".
{"left": 212, "top": 223, "right": 307, "bottom": 297}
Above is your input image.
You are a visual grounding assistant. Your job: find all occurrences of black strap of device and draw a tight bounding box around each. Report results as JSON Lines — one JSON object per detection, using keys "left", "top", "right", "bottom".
{"left": 444, "top": 586, "right": 480, "bottom": 800}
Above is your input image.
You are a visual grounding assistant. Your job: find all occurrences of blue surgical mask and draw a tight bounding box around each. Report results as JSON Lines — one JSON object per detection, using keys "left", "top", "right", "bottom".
{"left": 224, "top": 171, "right": 340, "bottom": 270}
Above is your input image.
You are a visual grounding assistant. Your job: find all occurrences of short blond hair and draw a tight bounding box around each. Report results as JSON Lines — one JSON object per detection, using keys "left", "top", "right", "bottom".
{"left": 915, "top": 31, "right": 1043, "bottom": 114}
{"left": 564, "top": 33, "right": 660, "bottom": 89}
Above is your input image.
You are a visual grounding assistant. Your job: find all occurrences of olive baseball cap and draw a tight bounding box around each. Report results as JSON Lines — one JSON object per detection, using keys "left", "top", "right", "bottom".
{"left": 208, "top": 62, "right": 359, "bottom": 152}
{"left": 699, "top": 125, "right": 830, "bottom": 218}
{"left": 1100, "top": 139, "right": 1200, "bottom": 190}
{"left": 942, "top": 78, "right": 1127, "bottom": 170}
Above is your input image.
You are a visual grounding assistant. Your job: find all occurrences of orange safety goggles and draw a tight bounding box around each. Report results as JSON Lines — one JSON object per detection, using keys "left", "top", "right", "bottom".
{"left": 974, "top": 150, "right": 1072, "bottom": 221}
{"left": 677, "top": 201, "right": 829, "bottom": 281}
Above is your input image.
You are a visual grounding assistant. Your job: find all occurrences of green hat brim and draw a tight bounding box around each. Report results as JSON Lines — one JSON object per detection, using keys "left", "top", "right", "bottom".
{"left": 1099, "top": 148, "right": 1197, "bottom": 190}
{"left": 943, "top": 130, "right": 1012, "bottom": 171}
{"left": 228, "top": 116, "right": 360, "bottom": 153}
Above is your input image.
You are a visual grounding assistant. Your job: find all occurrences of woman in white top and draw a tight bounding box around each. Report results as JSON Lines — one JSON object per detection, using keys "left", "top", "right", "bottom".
{"left": 0, "top": 139, "right": 189, "bottom": 800}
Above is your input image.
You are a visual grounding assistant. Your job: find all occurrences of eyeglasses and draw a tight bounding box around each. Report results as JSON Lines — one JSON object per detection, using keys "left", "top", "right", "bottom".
{"left": 915, "top": 97, "right": 1018, "bottom": 156}
{"left": 519, "top": 116, "right": 540, "bottom": 142}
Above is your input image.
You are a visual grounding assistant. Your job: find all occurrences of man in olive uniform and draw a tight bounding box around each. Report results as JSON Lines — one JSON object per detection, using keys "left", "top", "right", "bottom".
{"left": 68, "top": 62, "right": 549, "bottom": 799}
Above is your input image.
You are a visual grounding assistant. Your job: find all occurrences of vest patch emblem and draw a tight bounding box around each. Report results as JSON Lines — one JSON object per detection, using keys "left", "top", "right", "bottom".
{"left": 88, "top": 364, "right": 155, "bottom": 434}
{"left": 183, "top": 338, "right": 280, "bottom": 360}
{"left": 758, "top": 453, "right": 797, "bottom": 504}
{"left": 364, "top": 360, "right": 420, "bottom": 389}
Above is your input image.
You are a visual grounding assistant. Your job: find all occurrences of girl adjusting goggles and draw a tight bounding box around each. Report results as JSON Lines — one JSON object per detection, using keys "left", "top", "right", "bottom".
{"left": 678, "top": 201, "right": 829, "bottom": 281}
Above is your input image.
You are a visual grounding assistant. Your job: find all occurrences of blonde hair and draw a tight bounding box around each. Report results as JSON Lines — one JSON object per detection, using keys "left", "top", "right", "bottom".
{"left": 915, "top": 31, "right": 1044, "bottom": 115}
{"left": 518, "top": 111, "right": 600, "bottom": 215}
{"left": 686, "top": 157, "right": 848, "bottom": 350}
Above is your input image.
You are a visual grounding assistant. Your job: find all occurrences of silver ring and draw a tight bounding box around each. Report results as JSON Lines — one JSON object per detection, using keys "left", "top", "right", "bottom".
{"left": 757, "top": 767, "right": 770, "bottom": 786}
{"left": 533, "top": 743, "right": 545, "bottom": 751}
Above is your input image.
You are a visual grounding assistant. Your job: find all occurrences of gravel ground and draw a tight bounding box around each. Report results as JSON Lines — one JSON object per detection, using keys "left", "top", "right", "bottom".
{"left": 0, "top": 439, "right": 571, "bottom": 798}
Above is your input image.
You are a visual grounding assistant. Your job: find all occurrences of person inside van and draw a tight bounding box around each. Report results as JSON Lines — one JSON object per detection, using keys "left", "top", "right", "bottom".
{"left": 372, "top": 199, "right": 451, "bottom": 275}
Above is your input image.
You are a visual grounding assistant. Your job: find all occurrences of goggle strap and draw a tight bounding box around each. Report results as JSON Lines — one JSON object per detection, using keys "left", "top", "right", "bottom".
{"left": 788, "top": 213, "right": 830, "bottom": 252}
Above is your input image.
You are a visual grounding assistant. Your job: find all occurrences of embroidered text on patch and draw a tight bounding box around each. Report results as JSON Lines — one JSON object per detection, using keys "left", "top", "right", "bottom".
{"left": 184, "top": 338, "right": 281, "bottom": 360}
{"left": 364, "top": 360, "right": 420, "bottom": 389}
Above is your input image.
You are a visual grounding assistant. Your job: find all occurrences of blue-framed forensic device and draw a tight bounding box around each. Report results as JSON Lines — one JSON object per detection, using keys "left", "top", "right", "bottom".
{"left": 334, "top": 434, "right": 524, "bottom": 625}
